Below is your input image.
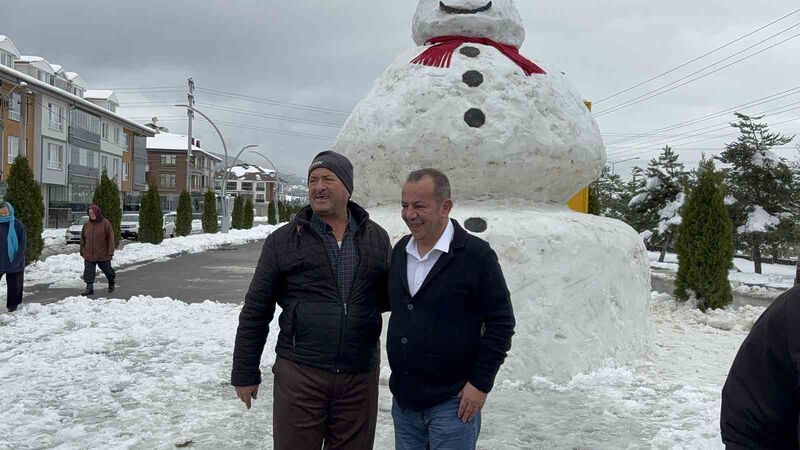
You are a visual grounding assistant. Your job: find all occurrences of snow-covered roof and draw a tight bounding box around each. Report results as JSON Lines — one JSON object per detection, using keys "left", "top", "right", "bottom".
{"left": 224, "top": 164, "right": 277, "bottom": 181}
{"left": 65, "top": 72, "right": 87, "bottom": 89}
{"left": 18, "top": 55, "right": 56, "bottom": 74}
{"left": 50, "top": 64, "right": 63, "bottom": 74}
{"left": 146, "top": 132, "right": 222, "bottom": 161}
{"left": 84, "top": 90, "right": 119, "bottom": 104}
{"left": 0, "top": 64, "right": 154, "bottom": 136}
{"left": 0, "top": 36, "right": 21, "bottom": 59}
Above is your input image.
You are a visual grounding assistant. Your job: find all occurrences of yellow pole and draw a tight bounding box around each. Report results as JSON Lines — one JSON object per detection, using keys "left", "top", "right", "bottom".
{"left": 566, "top": 101, "right": 594, "bottom": 213}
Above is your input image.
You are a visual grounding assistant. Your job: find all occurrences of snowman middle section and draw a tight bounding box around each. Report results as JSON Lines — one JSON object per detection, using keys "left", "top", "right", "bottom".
{"left": 335, "top": 43, "right": 604, "bottom": 208}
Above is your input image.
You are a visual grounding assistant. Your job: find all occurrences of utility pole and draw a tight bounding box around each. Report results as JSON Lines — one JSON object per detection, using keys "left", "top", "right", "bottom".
{"left": 186, "top": 78, "right": 195, "bottom": 193}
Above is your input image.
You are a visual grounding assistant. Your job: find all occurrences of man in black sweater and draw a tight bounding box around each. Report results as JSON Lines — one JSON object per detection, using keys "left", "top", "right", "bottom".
{"left": 388, "top": 168, "right": 516, "bottom": 449}
{"left": 231, "top": 151, "right": 391, "bottom": 450}
{"left": 721, "top": 286, "right": 800, "bottom": 449}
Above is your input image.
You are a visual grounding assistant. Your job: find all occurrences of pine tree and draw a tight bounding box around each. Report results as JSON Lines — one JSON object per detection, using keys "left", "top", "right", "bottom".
{"left": 244, "top": 199, "right": 254, "bottom": 229}
{"left": 138, "top": 183, "right": 163, "bottom": 244}
{"left": 175, "top": 190, "right": 193, "bottom": 237}
{"left": 592, "top": 166, "right": 628, "bottom": 220}
{"left": 716, "top": 113, "right": 795, "bottom": 274}
{"left": 231, "top": 195, "right": 244, "bottom": 230}
{"left": 279, "top": 200, "right": 290, "bottom": 223}
{"left": 627, "top": 146, "right": 687, "bottom": 261}
{"left": 674, "top": 158, "right": 733, "bottom": 311}
{"left": 587, "top": 185, "right": 601, "bottom": 215}
{"left": 92, "top": 169, "right": 122, "bottom": 246}
{"left": 267, "top": 201, "right": 277, "bottom": 225}
{"left": 4, "top": 156, "right": 44, "bottom": 264}
{"left": 202, "top": 190, "right": 219, "bottom": 234}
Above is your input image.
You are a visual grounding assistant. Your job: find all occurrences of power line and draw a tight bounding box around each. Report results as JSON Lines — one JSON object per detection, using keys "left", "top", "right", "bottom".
{"left": 196, "top": 87, "right": 352, "bottom": 116}
{"left": 141, "top": 116, "right": 337, "bottom": 142}
{"left": 607, "top": 102, "right": 800, "bottom": 154}
{"left": 603, "top": 86, "right": 800, "bottom": 146}
{"left": 594, "top": 26, "right": 800, "bottom": 118}
{"left": 595, "top": 8, "right": 800, "bottom": 104}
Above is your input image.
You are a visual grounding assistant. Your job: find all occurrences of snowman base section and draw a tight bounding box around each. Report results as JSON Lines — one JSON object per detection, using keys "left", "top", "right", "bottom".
{"left": 369, "top": 203, "right": 652, "bottom": 382}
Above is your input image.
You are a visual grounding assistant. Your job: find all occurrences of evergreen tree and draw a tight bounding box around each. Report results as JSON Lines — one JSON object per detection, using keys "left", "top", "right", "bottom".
{"left": 267, "top": 201, "right": 277, "bottom": 225}
{"left": 175, "top": 190, "right": 192, "bottom": 237}
{"left": 716, "top": 113, "right": 795, "bottom": 274}
{"left": 674, "top": 158, "right": 733, "bottom": 311}
{"left": 92, "top": 169, "right": 122, "bottom": 246}
{"left": 231, "top": 195, "right": 244, "bottom": 230}
{"left": 592, "top": 166, "right": 628, "bottom": 220}
{"left": 627, "top": 146, "right": 687, "bottom": 261}
{"left": 202, "top": 190, "right": 219, "bottom": 234}
{"left": 4, "top": 156, "right": 44, "bottom": 264}
{"left": 138, "top": 183, "right": 163, "bottom": 244}
{"left": 587, "top": 185, "right": 601, "bottom": 215}
{"left": 244, "top": 199, "right": 255, "bottom": 229}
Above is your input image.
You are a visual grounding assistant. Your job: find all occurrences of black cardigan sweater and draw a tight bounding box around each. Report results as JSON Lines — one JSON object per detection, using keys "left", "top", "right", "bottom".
{"left": 387, "top": 219, "right": 516, "bottom": 411}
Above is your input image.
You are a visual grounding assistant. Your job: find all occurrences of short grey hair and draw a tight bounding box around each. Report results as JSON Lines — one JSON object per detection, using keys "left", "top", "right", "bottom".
{"left": 406, "top": 168, "right": 451, "bottom": 202}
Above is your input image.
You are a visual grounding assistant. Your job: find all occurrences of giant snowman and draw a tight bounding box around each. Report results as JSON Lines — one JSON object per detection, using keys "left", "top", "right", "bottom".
{"left": 334, "top": 0, "right": 652, "bottom": 382}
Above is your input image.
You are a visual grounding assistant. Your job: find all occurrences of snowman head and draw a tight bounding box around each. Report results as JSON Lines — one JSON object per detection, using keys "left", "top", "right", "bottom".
{"left": 412, "top": 0, "right": 526, "bottom": 47}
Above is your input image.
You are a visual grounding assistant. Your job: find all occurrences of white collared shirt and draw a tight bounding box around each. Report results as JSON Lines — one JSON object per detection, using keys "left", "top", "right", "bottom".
{"left": 406, "top": 220, "right": 455, "bottom": 297}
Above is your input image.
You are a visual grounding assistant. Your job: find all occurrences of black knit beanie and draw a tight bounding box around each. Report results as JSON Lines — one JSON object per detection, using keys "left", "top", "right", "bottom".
{"left": 308, "top": 151, "right": 354, "bottom": 194}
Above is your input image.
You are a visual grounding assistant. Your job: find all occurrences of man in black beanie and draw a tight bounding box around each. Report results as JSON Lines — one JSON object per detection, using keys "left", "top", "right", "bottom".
{"left": 232, "top": 150, "right": 391, "bottom": 450}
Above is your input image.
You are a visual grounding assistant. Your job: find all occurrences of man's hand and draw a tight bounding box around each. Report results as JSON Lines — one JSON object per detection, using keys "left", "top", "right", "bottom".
{"left": 235, "top": 385, "right": 259, "bottom": 410}
{"left": 457, "top": 382, "right": 487, "bottom": 423}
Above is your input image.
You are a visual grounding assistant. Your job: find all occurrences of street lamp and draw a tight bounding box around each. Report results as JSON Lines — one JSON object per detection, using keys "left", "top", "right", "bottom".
{"left": 608, "top": 156, "right": 641, "bottom": 175}
{"left": 175, "top": 104, "right": 235, "bottom": 232}
{"left": 248, "top": 150, "right": 281, "bottom": 203}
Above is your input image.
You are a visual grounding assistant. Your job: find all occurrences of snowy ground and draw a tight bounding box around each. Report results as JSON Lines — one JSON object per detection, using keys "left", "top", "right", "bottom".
{"left": 0, "top": 292, "right": 760, "bottom": 449}
{"left": 2, "top": 225, "right": 278, "bottom": 296}
{"left": 650, "top": 252, "right": 795, "bottom": 293}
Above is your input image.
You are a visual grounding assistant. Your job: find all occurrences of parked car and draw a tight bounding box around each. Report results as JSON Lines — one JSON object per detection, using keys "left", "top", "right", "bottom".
{"left": 65, "top": 216, "right": 89, "bottom": 244}
{"left": 121, "top": 213, "right": 141, "bottom": 240}
{"left": 120, "top": 213, "right": 176, "bottom": 240}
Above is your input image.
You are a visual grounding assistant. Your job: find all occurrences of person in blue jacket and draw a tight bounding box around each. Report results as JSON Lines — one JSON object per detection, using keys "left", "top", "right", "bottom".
{"left": 0, "top": 201, "right": 27, "bottom": 312}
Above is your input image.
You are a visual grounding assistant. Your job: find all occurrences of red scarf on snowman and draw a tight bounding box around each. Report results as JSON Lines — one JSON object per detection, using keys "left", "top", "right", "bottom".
{"left": 411, "top": 36, "right": 546, "bottom": 76}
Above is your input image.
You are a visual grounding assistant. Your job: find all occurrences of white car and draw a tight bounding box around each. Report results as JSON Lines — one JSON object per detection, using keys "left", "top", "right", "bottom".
{"left": 65, "top": 216, "right": 89, "bottom": 244}
{"left": 120, "top": 213, "right": 176, "bottom": 240}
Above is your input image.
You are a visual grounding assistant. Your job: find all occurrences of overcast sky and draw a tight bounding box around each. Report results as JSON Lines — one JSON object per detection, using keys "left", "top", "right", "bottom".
{"left": 2, "top": 0, "right": 799, "bottom": 178}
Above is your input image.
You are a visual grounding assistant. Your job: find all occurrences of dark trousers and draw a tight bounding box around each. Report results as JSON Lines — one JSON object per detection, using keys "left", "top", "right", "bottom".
{"left": 1, "top": 271, "right": 24, "bottom": 310}
{"left": 83, "top": 260, "right": 116, "bottom": 284}
{"left": 272, "top": 357, "right": 379, "bottom": 450}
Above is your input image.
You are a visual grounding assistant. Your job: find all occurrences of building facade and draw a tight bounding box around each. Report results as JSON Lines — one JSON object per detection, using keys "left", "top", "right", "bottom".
{"left": 215, "top": 163, "right": 278, "bottom": 216}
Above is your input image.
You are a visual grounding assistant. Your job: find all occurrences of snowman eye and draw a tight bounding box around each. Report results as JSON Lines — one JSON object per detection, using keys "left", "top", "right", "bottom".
{"left": 439, "top": 1, "right": 493, "bottom": 14}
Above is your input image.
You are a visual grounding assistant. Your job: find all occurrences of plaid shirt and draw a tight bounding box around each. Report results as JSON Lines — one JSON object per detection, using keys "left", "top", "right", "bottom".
{"left": 311, "top": 213, "right": 360, "bottom": 302}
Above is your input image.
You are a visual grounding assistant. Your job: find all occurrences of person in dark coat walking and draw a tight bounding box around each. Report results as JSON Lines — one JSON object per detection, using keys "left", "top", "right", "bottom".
{"left": 720, "top": 286, "right": 800, "bottom": 449}
{"left": 388, "top": 169, "right": 515, "bottom": 450}
{"left": 231, "top": 151, "right": 391, "bottom": 450}
{"left": 79, "top": 204, "right": 116, "bottom": 296}
{"left": 0, "top": 201, "right": 27, "bottom": 312}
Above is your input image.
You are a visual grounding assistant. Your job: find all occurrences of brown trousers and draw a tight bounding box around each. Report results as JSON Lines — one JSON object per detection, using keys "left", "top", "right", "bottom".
{"left": 272, "top": 357, "right": 379, "bottom": 450}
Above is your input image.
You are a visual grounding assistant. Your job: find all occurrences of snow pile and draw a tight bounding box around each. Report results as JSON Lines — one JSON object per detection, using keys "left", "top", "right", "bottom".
{"left": 649, "top": 251, "right": 796, "bottom": 291}
{"left": 737, "top": 205, "right": 780, "bottom": 234}
{"left": 640, "top": 230, "right": 653, "bottom": 242}
{"left": 0, "top": 290, "right": 755, "bottom": 449}
{"left": 649, "top": 292, "right": 764, "bottom": 332}
{"left": 369, "top": 202, "right": 652, "bottom": 382}
{"left": 18, "top": 225, "right": 277, "bottom": 290}
{"left": 724, "top": 195, "right": 737, "bottom": 206}
{"left": 43, "top": 228, "right": 67, "bottom": 247}
{"left": 657, "top": 192, "right": 684, "bottom": 234}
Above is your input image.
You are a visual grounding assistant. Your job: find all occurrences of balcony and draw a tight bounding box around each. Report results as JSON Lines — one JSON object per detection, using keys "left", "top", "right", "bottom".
{"left": 68, "top": 164, "right": 100, "bottom": 179}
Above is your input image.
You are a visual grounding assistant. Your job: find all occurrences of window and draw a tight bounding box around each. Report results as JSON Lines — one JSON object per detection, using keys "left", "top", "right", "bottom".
{"left": 226, "top": 181, "right": 238, "bottom": 191}
{"left": 47, "top": 143, "right": 64, "bottom": 170}
{"left": 160, "top": 173, "right": 176, "bottom": 188}
{"left": 160, "top": 154, "right": 177, "bottom": 167}
{"left": 7, "top": 136, "right": 19, "bottom": 163}
{"left": 122, "top": 133, "right": 129, "bottom": 150}
{"left": 214, "top": 180, "right": 222, "bottom": 190}
{"left": 78, "top": 148, "right": 98, "bottom": 168}
{"left": 0, "top": 53, "right": 14, "bottom": 68}
{"left": 70, "top": 109, "right": 100, "bottom": 135}
{"left": 7, "top": 93, "right": 20, "bottom": 121}
{"left": 101, "top": 122, "right": 109, "bottom": 141}
{"left": 241, "top": 182, "right": 253, "bottom": 191}
{"left": 256, "top": 182, "right": 266, "bottom": 192}
{"left": 113, "top": 127, "right": 120, "bottom": 144}
{"left": 101, "top": 155, "right": 109, "bottom": 171}
{"left": 108, "top": 103, "right": 117, "bottom": 113}
{"left": 123, "top": 162, "right": 129, "bottom": 181}
{"left": 256, "top": 194, "right": 266, "bottom": 203}
{"left": 113, "top": 159, "right": 120, "bottom": 179}
{"left": 48, "top": 103, "right": 64, "bottom": 131}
